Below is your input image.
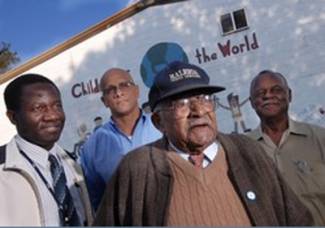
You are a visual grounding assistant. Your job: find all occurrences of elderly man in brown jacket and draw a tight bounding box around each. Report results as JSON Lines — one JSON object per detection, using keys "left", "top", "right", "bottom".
{"left": 94, "top": 61, "right": 313, "bottom": 226}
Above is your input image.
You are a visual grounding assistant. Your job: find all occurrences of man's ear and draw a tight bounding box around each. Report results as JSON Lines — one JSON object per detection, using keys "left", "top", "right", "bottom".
{"left": 6, "top": 110, "right": 17, "bottom": 126}
{"left": 101, "top": 95, "right": 109, "bottom": 108}
{"left": 134, "top": 85, "right": 140, "bottom": 98}
{"left": 151, "top": 112, "right": 164, "bottom": 133}
{"left": 249, "top": 96, "right": 256, "bottom": 110}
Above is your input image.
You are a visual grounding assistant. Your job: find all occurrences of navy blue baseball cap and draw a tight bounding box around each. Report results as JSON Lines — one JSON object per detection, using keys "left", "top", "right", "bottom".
{"left": 148, "top": 61, "right": 225, "bottom": 111}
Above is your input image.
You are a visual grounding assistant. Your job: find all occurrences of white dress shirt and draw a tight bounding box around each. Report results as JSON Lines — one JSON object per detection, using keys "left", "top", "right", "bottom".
{"left": 169, "top": 140, "right": 219, "bottom": 168}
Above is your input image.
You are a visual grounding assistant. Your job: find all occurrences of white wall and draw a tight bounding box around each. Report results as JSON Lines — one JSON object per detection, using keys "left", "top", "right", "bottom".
{"left": 1, "top": 0, "right": 324, "bottom": 151}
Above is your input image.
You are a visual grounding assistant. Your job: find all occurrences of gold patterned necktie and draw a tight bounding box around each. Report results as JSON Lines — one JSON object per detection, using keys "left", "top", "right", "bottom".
{"left": 188, "top": 153, "right": 204, "bottom": 168}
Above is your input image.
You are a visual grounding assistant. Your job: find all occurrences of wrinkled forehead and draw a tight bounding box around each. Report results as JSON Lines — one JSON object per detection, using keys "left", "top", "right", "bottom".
{"left": 19, "top": 83, "right": 61, "bottom": 107}
{"left": 251, "top": 72, "right": 288, "bottom": 92}
{"left": 101, "top": 69, "right": 132, "bottom": 88}
{"left": 21, "top": 82, "right": 60, "bottom": 97}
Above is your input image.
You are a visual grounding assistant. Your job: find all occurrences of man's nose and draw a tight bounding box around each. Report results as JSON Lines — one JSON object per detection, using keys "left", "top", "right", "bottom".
{"left": 114, "top": 86, "right": 123, "bottom": 97}
{"left": 262, "top": 90, "right": 273, "bottom": 99}
{"left": 189, "top": 101, "right": 206, "bottom": 116}
{"left": 44, "top": 107, "right": 61, "bottom": 120}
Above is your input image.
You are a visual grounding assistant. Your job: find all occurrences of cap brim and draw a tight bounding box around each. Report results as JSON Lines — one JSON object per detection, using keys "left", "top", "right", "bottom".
{"left": 156, "top": 84, "right": 225, "bottom": 106}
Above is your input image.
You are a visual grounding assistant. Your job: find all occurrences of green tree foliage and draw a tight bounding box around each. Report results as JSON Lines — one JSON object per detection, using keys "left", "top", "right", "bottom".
{"left": 0, "top": 42, "right": 20, "bottom": 74}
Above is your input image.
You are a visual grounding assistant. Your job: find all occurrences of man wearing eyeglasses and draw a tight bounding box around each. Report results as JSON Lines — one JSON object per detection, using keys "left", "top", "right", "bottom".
{"left": 94, "top": 61, "right": 312, "bottom": 226}
{"left": 80, "top": 68, "right": 161, "bottom": 211}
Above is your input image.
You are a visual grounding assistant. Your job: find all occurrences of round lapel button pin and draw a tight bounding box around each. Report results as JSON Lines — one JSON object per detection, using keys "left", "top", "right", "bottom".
{"left": 246, "top": 191, "right": 256, "bottom": 200}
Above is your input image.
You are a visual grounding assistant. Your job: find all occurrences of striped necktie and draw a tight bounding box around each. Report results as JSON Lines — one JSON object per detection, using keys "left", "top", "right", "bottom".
{"left": 48, "top": 154, "right": 81, "bottom": 226}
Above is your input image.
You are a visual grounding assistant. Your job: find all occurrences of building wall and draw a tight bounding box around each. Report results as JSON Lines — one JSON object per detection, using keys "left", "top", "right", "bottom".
{"left": 1, "top": 0, "right": 324, "bottom": 151}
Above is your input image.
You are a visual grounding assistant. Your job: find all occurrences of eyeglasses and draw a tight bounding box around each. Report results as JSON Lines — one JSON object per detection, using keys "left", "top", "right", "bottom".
{"left": 156, "top": 94, "right": 218, "bottom": 119}
{"left": 102, "top": 81, "right": 135, "bottom": 96}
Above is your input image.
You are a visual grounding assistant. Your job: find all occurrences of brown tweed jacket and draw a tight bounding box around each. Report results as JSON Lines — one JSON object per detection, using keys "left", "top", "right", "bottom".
{"left": 93, "top": 133, "right": 313, "bottom": 226}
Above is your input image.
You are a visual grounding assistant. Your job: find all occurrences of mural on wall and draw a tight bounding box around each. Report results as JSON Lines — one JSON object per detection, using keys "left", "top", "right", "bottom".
{"left": 93, "top": 116, "right": 103, "bottom": 132}
{"left": 72, "top": 115, "right": 104, "bottom": 156}
{"left": 140, "top": 42, "right": 189, "bottom": 88}
{"left": 294, "top": 104, "right": 325, "bottom": 127}
{"left": 194, "top": 32, "right": 259, "bottom": 65}
{"left": 67, "top": 37, "right": 323, "bottom": 144}
{"left": 139, "top": 42, "right": 254, "bottom": 132}
{"left": 72, "top": 122, "right": 91, "bottom": 159}
{"left": 2, "top": 0, "right": 325, "bottom": 154}
{"left": 217, "top": 93, "right": 250, "bottom": 133}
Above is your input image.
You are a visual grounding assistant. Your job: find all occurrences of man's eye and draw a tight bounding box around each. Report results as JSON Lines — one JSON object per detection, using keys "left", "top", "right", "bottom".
{"left": 254, "top": 91, "right": 265, "bottom": 97}
{"left": 197, "top": 94, "right": 211, "bottom": 102}
{"left": 33, "top": 105, "right": 44, "bottom": 112}
{"left": 104, "top": 87, "right": 115, "bottom": 95}
{"left": 120, "top": 81, "right": 134, "bottom": 89}
{"left": 272, "top": 87, "right": 285, "bottom": 93}
{"left": 119, "top": 82, "right": 129, "bottom": 89}
{"left": 174, "top": 99, "right": 189, "bottom": 109}
{"left": 54, "top": 103, "right": 63, "bottom": 110}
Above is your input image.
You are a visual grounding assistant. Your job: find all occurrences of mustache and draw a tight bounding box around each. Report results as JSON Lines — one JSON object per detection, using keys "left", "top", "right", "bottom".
{"left": 261, "top": 99, "right": 280, "bottom": 106}
{"left": 188, "top": 116, "right": 212, "bottom": 128}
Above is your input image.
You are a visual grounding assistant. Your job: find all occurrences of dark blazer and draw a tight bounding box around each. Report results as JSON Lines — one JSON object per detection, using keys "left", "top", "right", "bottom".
{"left": 94, "top": 133, "right": 313, "bottom": 226}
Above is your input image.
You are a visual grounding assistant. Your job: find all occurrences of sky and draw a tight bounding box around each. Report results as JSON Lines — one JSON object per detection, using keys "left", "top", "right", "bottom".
{"left": 0, "top": 0, "right": 135, "bottom": 64}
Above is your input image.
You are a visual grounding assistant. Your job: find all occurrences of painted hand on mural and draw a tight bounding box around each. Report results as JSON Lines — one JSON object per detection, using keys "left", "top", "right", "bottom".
{"left": 217, "top": 92, "right": 251, "bottom": 133}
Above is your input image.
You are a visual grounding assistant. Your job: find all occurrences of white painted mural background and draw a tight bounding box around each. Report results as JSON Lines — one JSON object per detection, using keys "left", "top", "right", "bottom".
{"left": 0, "top": 0, "right": 324, "bottom": 151}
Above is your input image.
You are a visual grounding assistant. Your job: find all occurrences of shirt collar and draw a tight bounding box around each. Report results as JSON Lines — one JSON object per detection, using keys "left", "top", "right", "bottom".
{"left": 109, "top": 109, "right": 148, "bottom": 128}
{"left": 168, "top": 140, "right": 219, "bottom": 162}
{"left": 250, "top": 118, "right": 307, "bottom": 141}
{"left": 15, "top": 134, "right": 59, "bottom": 168}
{"left": 289, "top": 118, "right": 308, "bottom": 136}
{"left": 248, "top": 125, "right": 263, "bottom": 140}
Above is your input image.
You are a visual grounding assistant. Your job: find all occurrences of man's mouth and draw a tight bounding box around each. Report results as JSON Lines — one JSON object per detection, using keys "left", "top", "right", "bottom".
{"left": 42, "top": 124, "right": 62, "bottom": 133}
{"left": 189, "top": 118, "right": 210, "bottom": 128}
{"left": 116, "top": 99, "right": 128, "bottom": 105}
{"left": 262, "top": 102, "right": 279, "bottom": 108}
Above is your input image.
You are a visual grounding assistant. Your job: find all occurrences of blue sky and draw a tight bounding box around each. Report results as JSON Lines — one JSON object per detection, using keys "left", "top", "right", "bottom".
{"left": 0, "top": 0, "right": 134, "bottom": 64}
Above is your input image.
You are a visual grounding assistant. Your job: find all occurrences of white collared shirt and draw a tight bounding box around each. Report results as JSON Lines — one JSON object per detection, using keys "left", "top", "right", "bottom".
{"left": 169, "top": 140, "right": 219, "bottom": 168}
{"left": 15, "top": 135, "right": 78, "bottom": 226}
